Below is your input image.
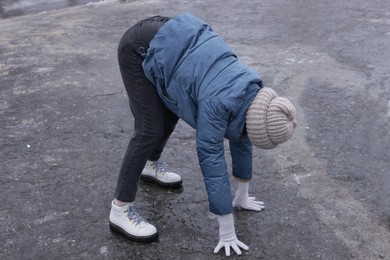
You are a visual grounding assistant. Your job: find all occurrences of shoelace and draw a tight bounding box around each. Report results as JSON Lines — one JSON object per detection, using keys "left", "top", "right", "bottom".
{"left": 155, "top": 161, "right": 170, "bottom": 175}
{"left": 127, "top": 206, "right": 146, "bottom": 225}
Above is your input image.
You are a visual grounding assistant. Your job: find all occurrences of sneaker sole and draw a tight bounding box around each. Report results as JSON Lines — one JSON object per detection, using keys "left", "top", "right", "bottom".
{"left": 109, "top": 221, "right": 158, "bottom": 243}
{"left": 140, "top": 175, "right": 183, "bottom": 189}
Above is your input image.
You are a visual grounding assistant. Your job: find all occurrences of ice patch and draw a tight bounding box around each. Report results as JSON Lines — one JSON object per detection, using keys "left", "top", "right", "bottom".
{"left": 86, "top": 0, "right": 118, "bottom": 6}
{"left": 368, "top": 18, "right": 390, "bottom": 25}
{"left": 0, "top": 100, "right": 10, "bottom": 110}
{"left": 387, "top": 100, "right": 390, "bottom": 117}
{"left": 0, "top": 63, "right": 10, "bottom": 76}
{"left": 32, "top": 67, "right": 54, "bottom": 73}
{"left": 3, "top": 0, "right": 63, "bottom": 11}
{"left": 33, "top": 211, "right": 70, "bottom": 225}
{"left": 100, "top": 246, "right": 109, "bottom": 256}
{"left": 293, "top": 173, "right": 312, "bottom": 185}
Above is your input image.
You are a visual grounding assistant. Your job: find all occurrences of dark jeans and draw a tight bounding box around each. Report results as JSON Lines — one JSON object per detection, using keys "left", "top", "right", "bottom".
{"left": 114, "top": 16, "right": 178, "bottom": 202}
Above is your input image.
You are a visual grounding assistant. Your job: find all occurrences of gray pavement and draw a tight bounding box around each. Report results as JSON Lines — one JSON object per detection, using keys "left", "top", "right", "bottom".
{"left": 1, "top": 0, "right": 390, "bottom": 259}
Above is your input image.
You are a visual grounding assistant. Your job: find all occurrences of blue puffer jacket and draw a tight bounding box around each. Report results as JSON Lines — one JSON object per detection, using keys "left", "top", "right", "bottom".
{"left": 143, "top": 12, "right": 262, "bottom": 215}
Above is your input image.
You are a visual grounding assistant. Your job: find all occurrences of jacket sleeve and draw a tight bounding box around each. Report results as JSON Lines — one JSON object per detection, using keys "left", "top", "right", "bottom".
{"left": 196, "top": 99, "right": 233, "bottom": 215}
{"left": 229, "top": 137, "right": 253, "bottom": 180}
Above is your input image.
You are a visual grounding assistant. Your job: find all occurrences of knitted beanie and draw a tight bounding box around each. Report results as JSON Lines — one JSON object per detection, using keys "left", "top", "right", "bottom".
{"left": 246, "top": 87, "right": 297, "bottom": 149}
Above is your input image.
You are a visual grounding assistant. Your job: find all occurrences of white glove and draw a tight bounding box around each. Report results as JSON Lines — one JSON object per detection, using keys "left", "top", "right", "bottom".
{"left": 214, "top": 213, "right": 249, "bottom": 256}
{"left": 233, "top": 195, "right": 265, "bottom": 211}
{"left": 233, "top": 180, "right": 265, "bottom": 211}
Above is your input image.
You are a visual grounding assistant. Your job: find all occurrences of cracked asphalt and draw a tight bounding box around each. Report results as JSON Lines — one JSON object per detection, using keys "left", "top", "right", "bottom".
{"left": 1, "top": 0, "right": 390, "bottom": 259}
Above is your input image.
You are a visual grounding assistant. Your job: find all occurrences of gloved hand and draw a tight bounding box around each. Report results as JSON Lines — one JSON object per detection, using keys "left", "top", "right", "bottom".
{"left": 233, "top": 180, "right": 265, "bottom": 211}
{"left": 233, "top": 195, "right": 265, "bottom": 211}
{"left": 214, "top": 213, "right": 249, "bottom": 256}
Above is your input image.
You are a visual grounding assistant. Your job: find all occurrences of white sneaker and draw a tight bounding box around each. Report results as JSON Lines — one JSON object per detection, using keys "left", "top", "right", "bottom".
{"left": 141, "top": 160, "right": 182, "bottom": 188}
{"left": 109, "top": 200, "right": 158, "bottom": 243}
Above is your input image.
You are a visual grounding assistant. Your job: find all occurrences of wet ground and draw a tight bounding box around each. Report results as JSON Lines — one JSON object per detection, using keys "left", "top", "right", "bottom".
{"left": 1, "top": 0, "right": 390, "bottom": 259}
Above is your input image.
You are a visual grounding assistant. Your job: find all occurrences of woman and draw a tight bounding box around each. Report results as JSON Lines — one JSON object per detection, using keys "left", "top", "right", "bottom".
{"left": 109, "top": 12, "right": 297, "bottom": 256}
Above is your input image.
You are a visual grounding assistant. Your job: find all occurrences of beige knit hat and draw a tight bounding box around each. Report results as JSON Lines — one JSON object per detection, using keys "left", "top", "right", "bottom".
{"left": 246, "top": 87, "right": 297, "bottom": 149}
